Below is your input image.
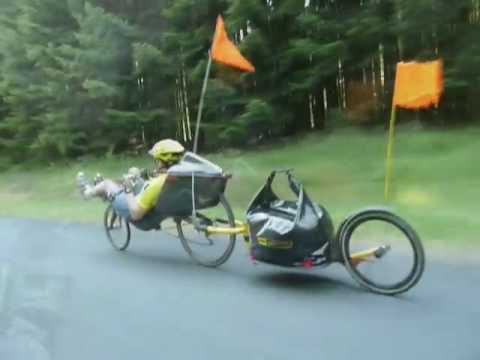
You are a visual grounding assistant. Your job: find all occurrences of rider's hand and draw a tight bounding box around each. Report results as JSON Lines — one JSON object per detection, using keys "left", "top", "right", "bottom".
{"left": 127, "top": 167, "right": 141, "bottom": 178}
{"left": 140, "top": 168, "right": 149, "bottom": 180}
{"left": 122, "top": 170, "right": 137, "bottom": 193}
{"left": 122, "top": 176, "right": 133, "bottom": 193}
{"left": 123, "top": 167, "right": 145, "bottom": 193}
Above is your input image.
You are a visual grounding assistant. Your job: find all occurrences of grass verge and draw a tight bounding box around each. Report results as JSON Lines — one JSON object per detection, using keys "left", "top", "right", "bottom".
{"left": 1, "top": 126, "right": 479, "bottom": 246}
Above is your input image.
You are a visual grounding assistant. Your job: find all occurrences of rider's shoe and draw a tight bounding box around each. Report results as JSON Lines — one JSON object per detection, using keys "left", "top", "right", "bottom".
{"left": 76, "top": 172, "right": 95, "bottom": 199}
{"left": 93, "top": 173, "right": 104, "bottom": 185}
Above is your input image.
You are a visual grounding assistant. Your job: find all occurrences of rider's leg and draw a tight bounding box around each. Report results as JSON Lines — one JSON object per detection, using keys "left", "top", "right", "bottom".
{"left": 76, "top": 173, "right": 143, "bottom": 221}
{"left": 84, "top": 179, "right": 122, "bottom": 199}
{"left": 100, "top": 182, "right": 142, "bottom": 221}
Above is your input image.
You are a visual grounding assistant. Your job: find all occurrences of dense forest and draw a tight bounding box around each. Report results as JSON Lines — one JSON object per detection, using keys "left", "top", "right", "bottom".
{"left": 0, "top": 0, "right": 479, "bottom": 163}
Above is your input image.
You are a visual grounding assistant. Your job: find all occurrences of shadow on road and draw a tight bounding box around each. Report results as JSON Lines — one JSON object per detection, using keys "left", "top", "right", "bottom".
{"left": 93, "top": 244, "right": 364, "bottom": 296}
{"left": 249, "top": 271, "right": 363, "bottom": 295}
{"left": 92, "top": 245, "right": 238, "bottom": 279}
{"left": 91, "top": 236, "right": 424, "bottom": 302}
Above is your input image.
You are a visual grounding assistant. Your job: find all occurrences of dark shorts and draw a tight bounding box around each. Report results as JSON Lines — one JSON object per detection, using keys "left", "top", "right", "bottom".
{"left": 112, "top": 191, "right": 131, "bottom": 221}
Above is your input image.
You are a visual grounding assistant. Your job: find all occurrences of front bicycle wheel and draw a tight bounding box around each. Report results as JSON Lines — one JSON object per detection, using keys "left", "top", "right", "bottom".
{"left": 104, "top": 204, "right": 131, "bottom": 251}
{"left": 339, "top": 209, "right": 425, "bottom": 295}
{"left": 176, "top": 194, "right": 236, "bottom": 267}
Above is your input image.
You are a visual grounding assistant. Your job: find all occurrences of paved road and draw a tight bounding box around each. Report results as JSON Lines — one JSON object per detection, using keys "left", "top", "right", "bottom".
{"left": 0, "top": 218, "right": 478, "bottom": 360}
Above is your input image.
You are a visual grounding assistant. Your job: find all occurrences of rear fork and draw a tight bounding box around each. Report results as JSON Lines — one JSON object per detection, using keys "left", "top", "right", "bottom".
{"left": 330, "top": 217, "right": 392, "bottom": 266}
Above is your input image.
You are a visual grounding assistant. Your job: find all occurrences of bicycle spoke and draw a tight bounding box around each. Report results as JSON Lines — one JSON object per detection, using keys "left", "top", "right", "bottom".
{"left": 177, "top": 194, "right": 236, "bottom": 267}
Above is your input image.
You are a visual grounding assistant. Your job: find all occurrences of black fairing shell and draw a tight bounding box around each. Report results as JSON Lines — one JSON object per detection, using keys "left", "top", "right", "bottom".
{"left": 132, "top": 152, "right": 228, "bottom": 230}
{"left": 246, "top": 172, "right": 335, "bottom": 266}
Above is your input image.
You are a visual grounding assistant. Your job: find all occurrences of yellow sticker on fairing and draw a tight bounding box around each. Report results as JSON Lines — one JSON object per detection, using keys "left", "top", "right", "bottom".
{"left": 257, "top": 237, "right": 293, "bottom": 250}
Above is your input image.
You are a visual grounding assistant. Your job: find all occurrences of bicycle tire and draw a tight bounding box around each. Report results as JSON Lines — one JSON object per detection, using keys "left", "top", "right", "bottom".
{"left": 104, "top": 204, "right": 131, "bottom": 251}
{"left": 339, "top": 209, "right": 425, "bottom": 295}
{"left": 176, "top": 194, "right": 236, "bottom": 267}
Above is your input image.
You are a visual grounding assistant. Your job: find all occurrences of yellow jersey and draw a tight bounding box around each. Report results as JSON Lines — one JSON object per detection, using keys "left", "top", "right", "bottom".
{"left": 136, "top": 174, "right": 167, "bottom": 212}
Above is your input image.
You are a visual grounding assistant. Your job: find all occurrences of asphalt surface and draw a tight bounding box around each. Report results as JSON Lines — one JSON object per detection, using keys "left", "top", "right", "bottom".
{"left": 0, "top": 217, "right": 478, "bottom": 360}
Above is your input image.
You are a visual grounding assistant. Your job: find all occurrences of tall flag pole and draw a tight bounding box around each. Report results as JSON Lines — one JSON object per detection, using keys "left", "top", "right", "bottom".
{"left": 193, "top": 15, "right": 255, "bottom": 154}
{"left": 384, "top": 104, "right": 398, "bottom": 201}
{"left": 193, "top": 54, "right": 213, "bottom": 154}
{"left": 384, "top": 60, "right": 443, "bottom": 201}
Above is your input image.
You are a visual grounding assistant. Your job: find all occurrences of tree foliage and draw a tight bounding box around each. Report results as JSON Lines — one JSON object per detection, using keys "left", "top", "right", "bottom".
{"left": 0, "top": 0, "right": 479, "bottom": 162}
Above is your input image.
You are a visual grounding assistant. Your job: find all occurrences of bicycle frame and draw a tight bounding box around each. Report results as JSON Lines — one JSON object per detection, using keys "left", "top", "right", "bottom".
{"left": 202, "top": 220, "right": 385, "bottom": 266}
{"left": 205, "top": 220, "right": 248, "bottom": 236}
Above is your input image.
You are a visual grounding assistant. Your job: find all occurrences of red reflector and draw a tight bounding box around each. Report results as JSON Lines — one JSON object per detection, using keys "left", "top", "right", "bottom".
{"left": 166, "top": 176, "right": 177, "bottom": 183}
{"left": 303, "top": 258, "right": 313, "bottom": 269}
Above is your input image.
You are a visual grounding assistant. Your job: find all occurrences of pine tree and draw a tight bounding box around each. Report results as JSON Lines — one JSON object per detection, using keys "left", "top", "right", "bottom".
{"left": 1, "top": 0, "right": 480, "bottom": 162}
{"left": 160, "top": 0, "right": 232, "bottom": 150}
{"left": 0, "top": 0, "right": 78, "bottom": 160}
{"left": 52, "top": 2, "right": 138, "bottom": 155}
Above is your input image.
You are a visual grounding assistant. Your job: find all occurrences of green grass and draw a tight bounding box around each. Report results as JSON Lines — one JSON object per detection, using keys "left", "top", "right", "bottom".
{"left": 2, "top": 126, "right": 480, "bottom": 246}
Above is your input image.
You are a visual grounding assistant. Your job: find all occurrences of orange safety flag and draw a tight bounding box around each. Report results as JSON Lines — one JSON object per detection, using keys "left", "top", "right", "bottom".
{"left": 393, "top": 60, "right": 443, "bottom": 109}
{"left": 211, "top": 15, "right": 255, "bottom": 73}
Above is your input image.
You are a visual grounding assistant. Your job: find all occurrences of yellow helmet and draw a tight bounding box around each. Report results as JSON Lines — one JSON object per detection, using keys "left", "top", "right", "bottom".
{"left": 148, "top": 139, "right": 185, "bottom": 164}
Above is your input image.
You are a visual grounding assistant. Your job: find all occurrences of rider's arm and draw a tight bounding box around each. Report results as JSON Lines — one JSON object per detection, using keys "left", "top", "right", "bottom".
{"left": 128, "top": 175, "right": 167, "bottom": 221}
{"left": 125, "top": 194, "right": 148, "bottom": 221}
